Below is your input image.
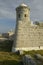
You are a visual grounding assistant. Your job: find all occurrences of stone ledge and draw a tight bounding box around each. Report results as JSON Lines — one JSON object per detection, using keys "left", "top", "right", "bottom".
{"left": 12, "top": 46, "right": 43, "bottom": 52}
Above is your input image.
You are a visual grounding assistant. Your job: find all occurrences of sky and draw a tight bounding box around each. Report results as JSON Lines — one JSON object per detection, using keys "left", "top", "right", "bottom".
{"left": 0, "top": 0, "right": 43, "bottom": 33}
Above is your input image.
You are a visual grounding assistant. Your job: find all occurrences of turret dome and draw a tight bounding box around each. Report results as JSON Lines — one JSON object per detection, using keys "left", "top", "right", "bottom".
{"left": 20, "top": 3, "right": 27, "bottom": 7}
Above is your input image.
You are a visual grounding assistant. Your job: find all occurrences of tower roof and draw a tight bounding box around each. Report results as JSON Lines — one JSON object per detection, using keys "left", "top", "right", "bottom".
{"left": 16, "top": 3, "right": 30, "bottom": 10}
{"left": 20, "top": 3, "right": 27, "bottom": 7}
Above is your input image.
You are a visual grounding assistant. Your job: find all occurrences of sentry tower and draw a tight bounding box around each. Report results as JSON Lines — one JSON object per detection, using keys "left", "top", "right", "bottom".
{"left": 12, "top": 3, "right": 30, "bottom": 51}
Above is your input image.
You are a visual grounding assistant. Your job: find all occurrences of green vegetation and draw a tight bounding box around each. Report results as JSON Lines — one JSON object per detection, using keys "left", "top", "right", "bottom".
{"left": 0, "top": 52, "right": 22, "bottom": 65}
{"left": 0, "top": 50, "right": 43, "bottom": 65}
{"left": 24, "top": 50, "right": 43, "bottom": 56}
{"left": 0, "top": 40, "right": 43, "bottom": 65}
{"left": 0, "top": 40, "right": 13, "bottom": 52}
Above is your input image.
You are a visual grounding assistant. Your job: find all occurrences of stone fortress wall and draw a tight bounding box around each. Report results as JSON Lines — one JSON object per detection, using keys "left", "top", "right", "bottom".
{"left": 12, "top": 4, "right": 43, "bottom": 52}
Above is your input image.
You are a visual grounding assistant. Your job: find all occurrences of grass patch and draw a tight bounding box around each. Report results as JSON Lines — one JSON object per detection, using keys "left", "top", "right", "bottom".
{"left": 0, "top": 50, "right": 43, "bottom": 65}
{"left": 0, "top": 52, "right": 22, "bottom": 65}
{"left": 24, "top": 50, "right": 43, "bottom": 56}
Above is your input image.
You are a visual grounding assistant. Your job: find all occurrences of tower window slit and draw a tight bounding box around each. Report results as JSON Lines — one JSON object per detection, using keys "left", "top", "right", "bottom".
{"left": 24, "top": 14, "right": 27, "bottom": 17}
{"left": 18, "top": 14, "right": 20, "bottom": 18}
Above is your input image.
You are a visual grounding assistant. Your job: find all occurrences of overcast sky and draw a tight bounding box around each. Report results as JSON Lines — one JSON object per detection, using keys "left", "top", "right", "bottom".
{"left": 0, "top": 0, "right": 43, "bottom": 33}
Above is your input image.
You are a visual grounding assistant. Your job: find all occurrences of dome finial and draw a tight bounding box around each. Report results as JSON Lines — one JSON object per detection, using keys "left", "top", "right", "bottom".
{"left": 20, "top": 3, "right": 27, "bottom": 7}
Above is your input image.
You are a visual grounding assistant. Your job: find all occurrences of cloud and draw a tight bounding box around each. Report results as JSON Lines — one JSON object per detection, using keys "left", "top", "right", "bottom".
{"left": 0, "top": 0, "right": 16, "bottom": 19}
{"left": 0, "top": 0, "right": 43, "bottom": 33}
{"left": 0, "top": 0, "right": 43, "bottom": 21}
{"left": 28, "top": 0, "right": 43, "bottom": 21}
{"left": 0, "top": 8, "right": 15, "bottom": 18}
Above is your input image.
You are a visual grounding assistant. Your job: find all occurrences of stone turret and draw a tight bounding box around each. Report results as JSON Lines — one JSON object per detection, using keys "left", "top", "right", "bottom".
{"left": 12, "top": 3, "right": 30, "bottom": 52}
{"left": 12, "top": 3, "right": 43, "bottom": 52}
{"left": 16, "top": 3, "right": 30, "bottom": 22}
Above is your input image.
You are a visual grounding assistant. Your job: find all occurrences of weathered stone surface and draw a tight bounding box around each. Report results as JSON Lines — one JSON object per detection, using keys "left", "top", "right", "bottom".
{"left": 12, "top": 4, "right": 43, "bottom": 52}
